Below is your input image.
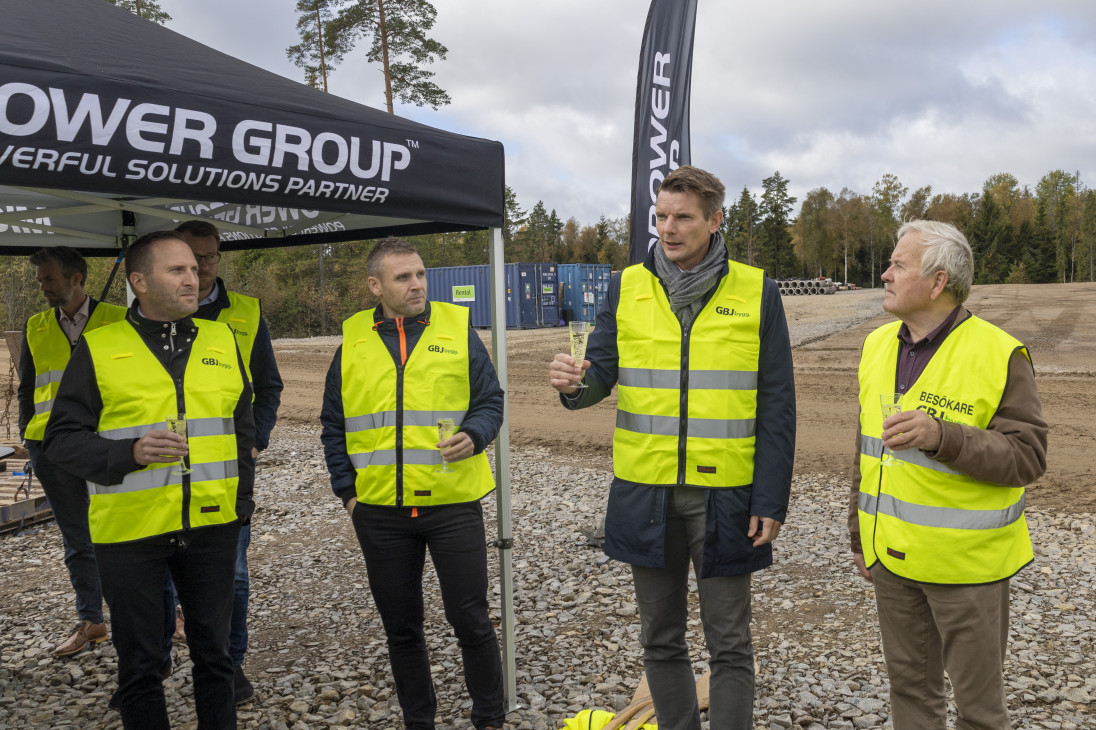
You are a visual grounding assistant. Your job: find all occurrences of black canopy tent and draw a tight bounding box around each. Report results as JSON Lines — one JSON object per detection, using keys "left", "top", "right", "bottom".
{"left": 1, "top": 0, "right": 518, "bottom": 708}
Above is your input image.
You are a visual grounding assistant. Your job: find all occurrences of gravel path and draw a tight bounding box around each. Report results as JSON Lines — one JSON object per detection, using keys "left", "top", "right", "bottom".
{"left": 1, "top": 426, "right": 1092, "bottom": 729}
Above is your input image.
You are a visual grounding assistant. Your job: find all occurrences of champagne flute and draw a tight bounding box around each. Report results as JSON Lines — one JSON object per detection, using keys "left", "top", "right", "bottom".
{"left": 568, "top": 321, "right": 592, "bottom": 389}
{"left": 165, "top": 414, "right": 191, "bottom": 475}
{"left": 436, "top": 418, "right": 455, "bottom": 473}
{"left": 879, "top": 394, "right": 903, "bottom": 466}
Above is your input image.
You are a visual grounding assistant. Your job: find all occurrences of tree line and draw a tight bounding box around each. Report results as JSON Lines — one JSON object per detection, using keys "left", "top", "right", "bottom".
{"left": 791, "top": 170, "right": 1096, "bottom": 288}
{"left": 3, "top": 169, "right": 1095, "bottom": 339}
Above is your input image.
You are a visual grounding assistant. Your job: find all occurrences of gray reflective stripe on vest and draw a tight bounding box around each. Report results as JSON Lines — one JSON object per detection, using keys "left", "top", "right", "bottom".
{"left": 97, "top": 418, "right": 234, "bottom": 441}
{"left": 859, "top": 490, "right": 1026, "bottom": 531}
{"left": 86, "top": 459, "right": 239, "bottom": 496}
{"left": 99, "top": 421, "right": 161, "bottom": 441}
{"left": 88, "top": 466, "right": 178, "bottom": 495}
{"left": 34, "top": 398, "right": 55, "bottom": 415}
{"left": 617, "top": 410, "right": 755, "bottom": 439}
{"left": 34, "top": 369, "right": 65, "bottom": 389}
{"left": 619, "top": 368, "right": 757, "bottom": 390}
{"left": 187, "top": 417, "right": 235, "bottom": 438}
{"left": 345, "top": 410, "right": 466, "bottom": 433}
{"left": 349, "top": 448, "right": 440, "bottom": 468}
{"left": 860, "top": 435, "right": 962, "bottom": 475}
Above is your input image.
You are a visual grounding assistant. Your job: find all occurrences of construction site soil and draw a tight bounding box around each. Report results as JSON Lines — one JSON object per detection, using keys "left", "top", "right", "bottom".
{"left": 1, "top": 282, "right": 1094, "bottom": 729}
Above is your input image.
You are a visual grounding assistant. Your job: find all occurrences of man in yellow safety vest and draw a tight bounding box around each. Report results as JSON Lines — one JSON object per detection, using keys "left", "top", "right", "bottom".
{"left": 850, "top": 220, "right": 1048, "bottom": 729}
{"left": 18, "top": 246, "right": 126, "bottom": 657}
{"left": 320, "top": 237, "right": 506, "bottom": 730}
{"left": 549, "top": 165, "right": 796, "bottom": 730}
{"left": 44, "top": 231, "right": 255, "bottom": 730}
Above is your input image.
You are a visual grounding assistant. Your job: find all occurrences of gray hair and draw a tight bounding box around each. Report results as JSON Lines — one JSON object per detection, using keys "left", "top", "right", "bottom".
{"left": 896, "top": 220, "right": 973, "bottom": 304}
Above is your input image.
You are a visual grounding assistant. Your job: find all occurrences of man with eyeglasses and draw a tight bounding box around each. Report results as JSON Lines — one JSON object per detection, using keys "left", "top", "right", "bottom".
{"left": 172, "top": 220, "right": 283, "bottom": 704}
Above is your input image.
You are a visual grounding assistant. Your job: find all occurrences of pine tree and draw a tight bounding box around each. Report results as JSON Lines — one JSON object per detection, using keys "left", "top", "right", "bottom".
{"left": 320, "top": 0, "right": 451, "bottom": 112}
{"left": 288, "top": 0, "right": 340, "bottom": 91}
{"left": 104, "top": 0, "right": 171, "bottom": 24}
{"left": 757, "top": 172, "right": 797, "bottom": 278}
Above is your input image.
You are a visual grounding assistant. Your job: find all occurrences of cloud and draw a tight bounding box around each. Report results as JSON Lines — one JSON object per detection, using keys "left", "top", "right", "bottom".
{"left": 168, "top": 0, "right": 1096, "bottom": 225}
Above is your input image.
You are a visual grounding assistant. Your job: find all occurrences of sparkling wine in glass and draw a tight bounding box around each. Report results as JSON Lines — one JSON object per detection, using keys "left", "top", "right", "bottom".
{"left": 436, "top": 418, "right": 455, "bottom": 473}
{"left": 879, "top": 394, "right": 903, "bottom": 466}
{"left": 568, "top": 321, "right": 592, "bottom": 389}
{"left": 165, "top": 415, "right": 192, "bottom": 475}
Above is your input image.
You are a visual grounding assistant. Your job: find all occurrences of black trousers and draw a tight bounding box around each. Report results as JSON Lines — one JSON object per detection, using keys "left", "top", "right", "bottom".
{"left": 352, "top": 501, "right": 505, "bottom": 730}
{"left": 96, "top": 522, "right": 239, "bottom": 730}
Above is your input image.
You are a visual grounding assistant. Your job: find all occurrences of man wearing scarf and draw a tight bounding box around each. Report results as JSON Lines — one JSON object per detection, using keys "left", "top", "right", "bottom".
{"left": 549, "top": 165, "right": 795, "bottom": 730}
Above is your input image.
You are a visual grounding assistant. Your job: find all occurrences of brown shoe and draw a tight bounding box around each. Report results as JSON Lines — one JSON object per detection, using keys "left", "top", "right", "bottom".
{"left": 52, "top": 620, "right": 108, "bottom": 657}
{"left": 173, "top": 614, "right": 186, "bottom": 643}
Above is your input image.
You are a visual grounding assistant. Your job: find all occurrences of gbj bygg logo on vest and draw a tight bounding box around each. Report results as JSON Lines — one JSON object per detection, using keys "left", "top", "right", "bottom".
{"left": 201, "top": 357, "right": 232, "bottom": 370}
{"left": 715, "top": 307, "right": 750, "bottom": 317}
{"left": 427, "top": 345, "right": 459, "bottom": 355}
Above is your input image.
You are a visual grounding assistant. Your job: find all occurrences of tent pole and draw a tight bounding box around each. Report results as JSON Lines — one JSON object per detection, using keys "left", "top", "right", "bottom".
{"left": 488, "top": 226, "right": 517, "bottom": 712}
{"left": 99, "top": 249, "right": 125, "bottom": 301}
{"left": 100, "top": 211, "right": 137, "bottom": 301}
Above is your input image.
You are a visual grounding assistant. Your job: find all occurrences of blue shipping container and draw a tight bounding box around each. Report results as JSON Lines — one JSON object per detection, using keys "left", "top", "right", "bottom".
{"left": 558, "top": 263, "right": 611, "bottom": 322}
{"left": 425, "top": 263, "right": 559, "bottom": 328}
{"left": 425, "top": 265, "right": 492, "bottom": 327}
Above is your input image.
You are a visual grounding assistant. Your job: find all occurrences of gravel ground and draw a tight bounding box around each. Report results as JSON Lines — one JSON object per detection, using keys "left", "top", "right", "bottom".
{"left": 1, "top": 425, "right": 1093, "bottom": 729}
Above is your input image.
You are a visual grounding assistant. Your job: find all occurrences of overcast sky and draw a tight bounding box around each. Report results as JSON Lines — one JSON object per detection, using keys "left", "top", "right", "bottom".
{"left": 169, "top": 0, "right": 1096, "bottom": 225}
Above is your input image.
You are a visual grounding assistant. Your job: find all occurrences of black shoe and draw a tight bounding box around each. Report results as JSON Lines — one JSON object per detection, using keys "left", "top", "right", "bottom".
{"left": 233, "top": 664, "right": 254, "bottom": 705}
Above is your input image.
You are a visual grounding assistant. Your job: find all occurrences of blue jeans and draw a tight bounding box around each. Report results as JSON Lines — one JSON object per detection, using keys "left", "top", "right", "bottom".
{"left": 28, "top": 442, "right": 104, "bottom": 624}
{"left": 351, "top": 501, "right": 505, "bottom": 730}
{"left": 168, "top": 523, "right": 250, "bottom": 666}
{"left": 97, "top": 522, "right": 239, "bottom": 730}
{"left": 631, "top": 486, "right": 755, "bottom": 730}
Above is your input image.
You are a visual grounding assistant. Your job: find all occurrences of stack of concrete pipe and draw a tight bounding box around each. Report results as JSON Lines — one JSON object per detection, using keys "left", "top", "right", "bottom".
{"left": 777, "top": 279, "right": 838, "bottom": 296}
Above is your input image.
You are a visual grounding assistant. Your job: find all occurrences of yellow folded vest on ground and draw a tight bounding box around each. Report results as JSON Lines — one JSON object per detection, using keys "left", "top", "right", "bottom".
{"left": 558, "top": 709, "right": 657, "bottom": 730}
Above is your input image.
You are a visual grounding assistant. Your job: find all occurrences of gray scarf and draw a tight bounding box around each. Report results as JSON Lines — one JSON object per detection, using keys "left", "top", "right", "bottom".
{"left": 653, "top": 232, "right": 727, "bottom": 328}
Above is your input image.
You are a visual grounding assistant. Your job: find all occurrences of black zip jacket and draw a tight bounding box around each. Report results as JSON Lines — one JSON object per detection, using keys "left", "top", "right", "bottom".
{"left": 42, "top": 306, "right": 256, "bottom": 524}
{"left": 320, "top": 301, "right": 504, "bottom": 507}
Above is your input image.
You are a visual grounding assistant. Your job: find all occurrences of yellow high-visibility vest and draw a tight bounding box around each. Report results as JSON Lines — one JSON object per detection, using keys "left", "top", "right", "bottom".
{"left": 857, "top": 315, "right": 1033, "bottom": 584}
{"left": 83, "top": 319, "right": 244, "bottom": 544}
{"left": 341, "top": 302, "right": 495, "bottom": 506}
{"left": 214, "top": 291, "right": 261, "bottom": 385}
{"left": 614, "top": 262, "right": 763, "bottom": 487}
{"left": 24, "top": 301, "right": 126, "bottom": 440}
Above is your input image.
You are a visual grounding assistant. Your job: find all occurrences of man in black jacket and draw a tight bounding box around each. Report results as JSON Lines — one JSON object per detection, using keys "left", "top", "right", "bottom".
{"left": 18, "top": 246, "right": 126, "bottom": 657}
{"left": 44, "top": 231, "right": 255, "bottom": 730}
{"left": 320, "top": 237, "right": 506, "bottom": 730}
{"left": 174, "top": 219, "right": 283, "bottom": 703}
{"left": 549, "top": 166, "right": 795, "bottom": 730}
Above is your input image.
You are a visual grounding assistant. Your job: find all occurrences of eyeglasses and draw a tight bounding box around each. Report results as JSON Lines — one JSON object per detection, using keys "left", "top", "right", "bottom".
{"left": 195, "top": 253, "right": 222, "bottom": 265}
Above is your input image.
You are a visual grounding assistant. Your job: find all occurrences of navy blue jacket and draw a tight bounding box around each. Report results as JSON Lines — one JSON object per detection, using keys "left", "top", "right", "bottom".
{"left": 196, "top": 278, "right": 282, "bottom": 451}
{"left": 320, "top": 301, "right": 505, "bottom": 507}
{"left": 563, "top": 244, "right": 796, "bottom": 577}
